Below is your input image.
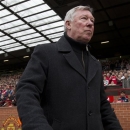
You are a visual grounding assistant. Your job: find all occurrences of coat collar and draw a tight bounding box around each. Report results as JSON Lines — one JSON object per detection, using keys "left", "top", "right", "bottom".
{"left": 57, "top": 35, "right": 72, "bottom": 52}
{"left": 57, "top": 36, "right": 98, "bottom": 84}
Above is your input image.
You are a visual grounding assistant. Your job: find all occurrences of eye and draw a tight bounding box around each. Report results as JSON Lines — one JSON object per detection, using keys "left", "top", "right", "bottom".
{"left": 91, "top": 19, "right": 95, "bottom": 23}
{"left": 81, "top": 17, "right": 87, "bottom": 20}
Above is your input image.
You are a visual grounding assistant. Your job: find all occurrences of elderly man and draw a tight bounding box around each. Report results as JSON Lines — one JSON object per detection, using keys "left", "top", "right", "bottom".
{"left": 16, "top": 6, "right": 122, "bottom": 130}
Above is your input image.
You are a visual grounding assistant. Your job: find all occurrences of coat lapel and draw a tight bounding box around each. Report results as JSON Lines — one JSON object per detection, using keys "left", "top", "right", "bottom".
{"left": 57, "top": 36, "right": 86, "bottom": 80}
{"left": 63, "top": 52, "right": 87, "bottom": 80}
{"left": 87, "top": 53, "right": 98, "bottom": 85}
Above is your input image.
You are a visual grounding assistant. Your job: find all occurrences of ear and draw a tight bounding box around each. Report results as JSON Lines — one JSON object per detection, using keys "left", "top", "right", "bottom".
{"left": 65, "top": 20, "right": 71, "bottom": 30}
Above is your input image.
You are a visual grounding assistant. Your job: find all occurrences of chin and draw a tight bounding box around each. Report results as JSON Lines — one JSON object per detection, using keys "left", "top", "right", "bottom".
{"left": 83, "top": 36, "right": 92, "bottom": 42}
{"left": 78, "top": 36, "right": 91, "bottom": 43}
{"left": 84, "top": 38, "right": 91, "bottom": 43}
{"left": 81, "top": 40, "right": 89, "bottom": 44}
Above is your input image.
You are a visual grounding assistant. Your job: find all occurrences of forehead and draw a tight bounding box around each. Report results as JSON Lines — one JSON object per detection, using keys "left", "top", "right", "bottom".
{"left": 74, "top": 9, "right": 94, "bottom": 19}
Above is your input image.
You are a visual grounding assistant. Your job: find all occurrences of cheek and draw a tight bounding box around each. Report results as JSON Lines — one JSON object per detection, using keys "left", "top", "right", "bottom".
{"left": 73, "top": 21, "right": 84, "bottom": 28}
{"left": 76, "top": 23, "right": 85, "bottom": 33}
{"left": 92, "top": 26, "right": 94, "bottom": 32}
{"left": 71, "top": 23, "right": 83, "bottom": 34}
{"left": 78, "top": 23, "right": 85, "bottom": 29}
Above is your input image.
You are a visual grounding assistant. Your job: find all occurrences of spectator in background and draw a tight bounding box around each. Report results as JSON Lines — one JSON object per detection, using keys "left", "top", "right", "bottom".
{"left": 127, "top": 70, "right": 130, "bottom": 79}
{"left": 117, "top": 74, "right": 122, "bottom": 86}
{"left": 122, "top": 73, "right": 130, "bottom": 88}
{"left": 118, "top": 91, "right": 129, "bottom": 102}
{"left": 110, "top": 72, "right": 117, "bottom": 85}
{"left": 103, "top": 76, "right": 109, "bottom": 86}
{"left": 115, "top": 72, "right": 119, "bottom": 77}
{"left": 0, "top": 73, "right": 21, "bottom": 107}
{"left": 123, "top": 69, "right": 127, "bottom": 73}
{"left": 7, "top": 87, "right": 16, "bottom": 107}
{"left": 106, "top": 72, "right": 111, "bottom": 84}
{"left": 109, "top": 81, "right": 116, "bottom": 86}
{"left": 119, "top": 72, "right": 125, "bottom": 80}
{"left": 109, "top": 70, "right": 112, "bottom": 75}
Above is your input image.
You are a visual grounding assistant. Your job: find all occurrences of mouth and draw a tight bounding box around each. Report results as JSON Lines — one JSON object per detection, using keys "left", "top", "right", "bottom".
{"left": 86, "top": 30, "right": 92, "bottom": 33}
{"left": 85, "top": 30, "right": 93, "bottom": 36}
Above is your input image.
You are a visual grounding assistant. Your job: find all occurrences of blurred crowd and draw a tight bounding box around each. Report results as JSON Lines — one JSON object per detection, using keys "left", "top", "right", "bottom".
{"left": 0, "top": 58, "right": 130, "bottom": 107}
{"left": 0, "top": 73, "right": 21, "bottom": 107}
{"left": 102, "top": 59, "right": 130, "bottom": 87}
{"left": 103, "top": 69, "right": 130, "bottom": 87}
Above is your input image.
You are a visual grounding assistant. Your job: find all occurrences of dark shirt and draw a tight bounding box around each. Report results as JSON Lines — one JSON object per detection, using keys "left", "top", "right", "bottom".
{"left": 118, "top": 96, "right": 129, "bottom": 102}
{"left": 64, "top": 33, "right": 88, "bottom": 77}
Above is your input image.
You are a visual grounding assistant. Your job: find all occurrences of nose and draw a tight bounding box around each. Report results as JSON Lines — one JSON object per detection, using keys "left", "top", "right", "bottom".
{"left": 87, "top": 18, "right": 94, "bottom": 26}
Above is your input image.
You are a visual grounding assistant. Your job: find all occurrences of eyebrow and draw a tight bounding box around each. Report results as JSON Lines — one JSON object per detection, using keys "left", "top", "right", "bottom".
{"left": 81, "top": 15, "right": 95, "bottom": 21}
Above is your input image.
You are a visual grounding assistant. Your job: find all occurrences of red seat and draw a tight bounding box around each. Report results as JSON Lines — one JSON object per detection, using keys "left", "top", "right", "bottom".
{"left": 107, "top": 96, "right": 114, "bottom": 103}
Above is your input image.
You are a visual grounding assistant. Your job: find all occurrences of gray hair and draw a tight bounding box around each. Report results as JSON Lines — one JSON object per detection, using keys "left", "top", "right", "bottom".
{"left": 64, "top": 5, "right": 93, "bottom": 32}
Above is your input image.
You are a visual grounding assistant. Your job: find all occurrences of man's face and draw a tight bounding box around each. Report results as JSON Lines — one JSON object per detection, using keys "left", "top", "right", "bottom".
{"left": 118, "top": 75, "right": 121, "bottom": 79}
{"left": 112, "top": 72, "right": 115, "bottom": 76}
{"left": 124, "top": 69, "right": 126, "bottom": 72}
{"left": 66, "top": 10, "right": 94, "bottom": 43}
{"left": 127, "top": 70, "right": 130, "bottom": 75}
{"left": 107, "top": 73, "right": 110, "bottom": 77}
{"left": 124, "top": 73, "right": 128, "bottom": 78}
{"left": 128, "top": 71, "right": 130, "bottom": 77}
{"left": 120, "top": 93, "right": 125, "bottom": 97}
{"left": 119, "top": 72, "right": 123, "bottom": 76}
{"left": 6, "top": 85, "right": 9, "bottom": 90}
{"left": 103, "top": 76, "right": 106, "bottom": 80}
{"left": 116, "top": 72, "right": 118, "bottom": 76}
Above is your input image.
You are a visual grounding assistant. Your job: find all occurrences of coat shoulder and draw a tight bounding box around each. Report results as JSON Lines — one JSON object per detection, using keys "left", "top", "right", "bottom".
{"left": 35, "top": 43, "right": 57, "bottom": 51}
{"left": 90, "top": 54, "right": 97, "bottom": 61}
{"left": 90, "top": 54, "right": 100, "bottom": 63}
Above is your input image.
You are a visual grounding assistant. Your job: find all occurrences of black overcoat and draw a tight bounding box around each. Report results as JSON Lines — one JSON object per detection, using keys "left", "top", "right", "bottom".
{"left": 16, "top": 36, "right": 122, "bottom": 130}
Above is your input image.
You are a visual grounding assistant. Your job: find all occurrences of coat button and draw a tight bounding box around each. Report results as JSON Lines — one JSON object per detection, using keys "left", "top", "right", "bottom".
{"left": 88, "top": 111, "right": 93, "bottom": 116}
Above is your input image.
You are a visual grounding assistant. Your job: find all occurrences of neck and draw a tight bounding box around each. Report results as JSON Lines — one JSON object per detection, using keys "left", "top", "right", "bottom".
{"left": 64, "top": 32, "right": 87, "bottom": 52}
{"left": 67, "top": 31, "right": 88, "bottom": 44}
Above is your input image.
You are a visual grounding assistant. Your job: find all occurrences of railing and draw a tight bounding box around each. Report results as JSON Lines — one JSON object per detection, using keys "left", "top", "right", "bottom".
{"left": 105, "top": 85, "right": 130, "bottom": 96}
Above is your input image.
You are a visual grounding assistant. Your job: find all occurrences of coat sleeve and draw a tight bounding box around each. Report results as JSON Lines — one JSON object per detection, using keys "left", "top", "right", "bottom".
{"left": 100, "top": 70, "right": 123, "bottom": 130}
{"left": 16, "top": 45, "right": 53, "bottom": 130}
